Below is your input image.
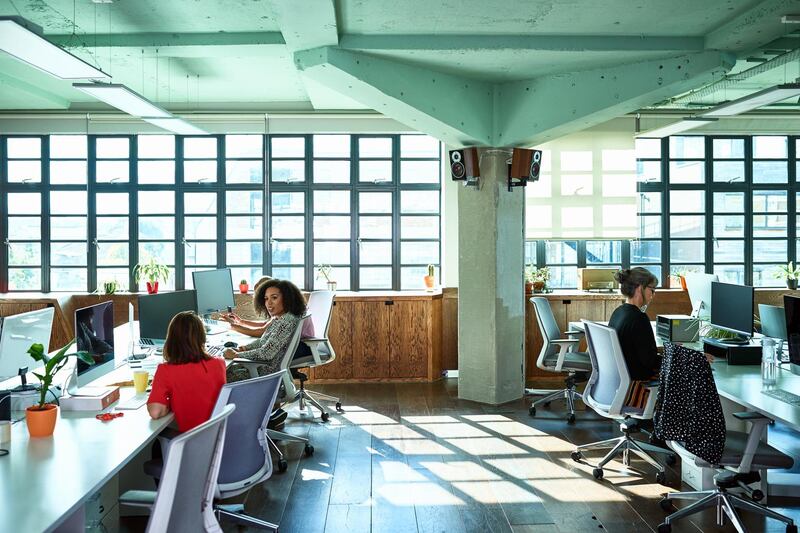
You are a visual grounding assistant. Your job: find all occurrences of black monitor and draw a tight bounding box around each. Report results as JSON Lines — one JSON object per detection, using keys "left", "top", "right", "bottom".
{"left": 138, "top": 290, "right": 197, "bottom": 341}
{"left": 784, "top": 295, "right": 800, "bottom": 366}
{"left": 74, "top": 301, "right": 115, "bottom": 387}
{"left": 710, "top": 281, "right": 754, "bottom": 343}
{"left": 192, "top": 268, "right": 235, "bottom": 316}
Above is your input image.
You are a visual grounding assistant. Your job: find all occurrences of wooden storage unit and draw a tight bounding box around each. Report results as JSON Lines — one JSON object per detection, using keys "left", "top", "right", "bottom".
{"left": 309, "top": 291, "right": 443, "bottom": 383}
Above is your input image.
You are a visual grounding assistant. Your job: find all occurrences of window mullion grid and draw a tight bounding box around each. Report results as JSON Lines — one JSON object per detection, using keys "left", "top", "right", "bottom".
{"left": 392, "top": 135, "right": 401, "bottom": 291}
{"left": 789, "top": 135, "right": 797, "bottom": 266}
{"left": 659, "top": 137, "right": 669, "bottom": 286}
{"left": 41, "top": 135, "right": 51, "bottom": 292}
{"left": 744, "top": 136, "right": 754, "bottom": 286}
{"left": 305, "top": 134, "right": 314, "bottom": 291}
{"left": 351, "top": 134, "right": 360, "bottom": 290}
{"left": 129, "top": 136, "right": 139, "bottom": 291}
{"left": 704, "top": 137, "right": 714, "bottom": 275}
{"left": 175, "top": 136, "right": 186, "bottom": 290}
{"left": 217, "top": 135, "right": 226, "bottom": 273}
{"left": 262, "top": 133, "right": 270, "bottom": 278}
{"left": 0, "top": 136, "right": 6, "bottom": 293}
{"left": 87, "top": 136, "right": 97, "bottom": 292}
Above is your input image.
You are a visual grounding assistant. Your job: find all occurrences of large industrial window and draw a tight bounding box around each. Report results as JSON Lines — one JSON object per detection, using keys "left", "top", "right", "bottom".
{"left": 0, "top": 133, "right": 441, "bottom": 292}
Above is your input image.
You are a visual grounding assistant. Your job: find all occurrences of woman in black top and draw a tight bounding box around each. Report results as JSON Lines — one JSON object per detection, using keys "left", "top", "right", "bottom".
{"left": 608, "top": 268, "right": 660, "bottom": 407}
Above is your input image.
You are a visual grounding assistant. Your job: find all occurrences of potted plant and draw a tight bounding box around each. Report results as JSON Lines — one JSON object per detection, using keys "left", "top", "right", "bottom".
{"left": 524, "top": 264, "right": 535, "bottom": 294}
{"left": 669, "top": 267, "right": 688, "bottom": 290}
{"left": 774, "top": 261, "right": 800, "bottom": 290}
{"left": 134, "top": 258, "right": 170, "bottom": 294}
{"left": 424, "top": 264, "right": 436, "bottom": 291}
{"left": 101, "top": 279, "right": 118, "bottom": 295}
{"left": 239, "top": 279, "right": 249, "bottom": 294}
{"left": 25, "top": 340, "right": 93, "bottom": 438}
{"left": 532, "top": 266, "right": 550, "bottom": 293}
{"left": 316, "top": 264, "right": 336, "bottom": 291}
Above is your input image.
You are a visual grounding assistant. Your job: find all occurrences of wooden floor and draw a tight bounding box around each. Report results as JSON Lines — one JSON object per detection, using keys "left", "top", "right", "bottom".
{"left": 124, "top": 380, "right": 800, "bottom": 532}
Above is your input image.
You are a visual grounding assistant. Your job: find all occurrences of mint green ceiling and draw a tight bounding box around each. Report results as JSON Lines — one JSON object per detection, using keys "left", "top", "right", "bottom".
{"left": 1, "top": 0, "right": 799, "bottom": 145}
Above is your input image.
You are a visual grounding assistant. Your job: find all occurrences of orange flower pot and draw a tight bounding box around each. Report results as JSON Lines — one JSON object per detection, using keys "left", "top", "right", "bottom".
{"left": 424, "top": 275, "right": 435, "bottom": 291}
{"left": 26, "top": 404, "right": 58, "bottom": 438}
{"left": 239, "top": 283, "right": 249, "bottom": 294}
{"left": 146, "top": 281, "right": 159, "bottom": 294}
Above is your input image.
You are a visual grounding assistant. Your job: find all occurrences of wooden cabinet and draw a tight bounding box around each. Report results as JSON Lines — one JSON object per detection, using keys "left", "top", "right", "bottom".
{"left": 310, "top": 292, "right": 442, "bottom": 383}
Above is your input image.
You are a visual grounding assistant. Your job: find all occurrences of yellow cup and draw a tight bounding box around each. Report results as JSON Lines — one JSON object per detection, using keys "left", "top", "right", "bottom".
{"left": 133, "top": 370, "right": 149, "bottom": 395}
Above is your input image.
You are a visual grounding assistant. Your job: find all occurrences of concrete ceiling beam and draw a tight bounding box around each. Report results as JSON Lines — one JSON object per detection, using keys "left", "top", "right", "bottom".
{"left": 340, "top": 34, "right": 705, "bottom": 53}
{"left": 496, "top": 51, "right": 736, "bottom": 147}
{"left": 0, "top": 72, "right": 70, "bottom": 109}
{"left": 48, "top": 32, "right": 285, "bottom": 48}
{"left": 706, "top": 0, "right": 800, "bottom": 51}
{"left": 294, "top": 46, "right": 493, "bottom": 146}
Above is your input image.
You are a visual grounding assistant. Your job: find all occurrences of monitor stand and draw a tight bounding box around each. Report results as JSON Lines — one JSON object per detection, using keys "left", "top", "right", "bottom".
{"left": 715, "top": 335, "right": 751, "bottom": 346}
{"left": 9, "top": 367, "right": 38, "bottom": 393}
{"left": 202, "top": 314, "right": 227, "bottom": 335}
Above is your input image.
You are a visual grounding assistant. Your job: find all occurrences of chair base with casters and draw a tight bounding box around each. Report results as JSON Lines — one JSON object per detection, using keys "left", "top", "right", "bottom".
{"left": 267, "top": 427, "right": 314, "bottom": 472}
{"left": 215, "top": 504, "right": 279, "bottom": 531}
{"left": 528, "top": 371, "right": 586, "bottom": 424}
{"left": 572, "top": 416, "right": 675, "bottom": 484}
{"left": 284, "top": 368, "right": 343, "bottom": 422}
{"left": 658, "top": 470, "right": 797, "bottom": 533}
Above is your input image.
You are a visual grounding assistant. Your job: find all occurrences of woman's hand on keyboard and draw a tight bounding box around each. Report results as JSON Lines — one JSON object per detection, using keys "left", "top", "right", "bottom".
{"left": 223, "top": 348, "right": 238, "bottom": 360}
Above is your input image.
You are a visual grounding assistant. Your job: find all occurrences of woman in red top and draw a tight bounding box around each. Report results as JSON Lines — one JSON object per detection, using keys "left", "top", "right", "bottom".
{"left": 147, "top": 311, "right": 226, "bottom": 433}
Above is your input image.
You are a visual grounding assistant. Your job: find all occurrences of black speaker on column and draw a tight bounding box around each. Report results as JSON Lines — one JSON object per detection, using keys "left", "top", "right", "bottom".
{"left": 508, "top": 148, "right": 543, "bottom": 191}
{"left": 449, "top": 148, "right": 479, "bottom": 181}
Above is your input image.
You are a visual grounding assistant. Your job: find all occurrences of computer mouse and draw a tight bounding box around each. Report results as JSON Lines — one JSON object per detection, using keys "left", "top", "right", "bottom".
{"left": 223, "top": 341, "right": 238, "bottom": 348}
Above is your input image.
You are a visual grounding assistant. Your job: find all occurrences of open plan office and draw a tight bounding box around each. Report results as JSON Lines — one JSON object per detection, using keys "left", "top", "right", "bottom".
{"left": 4, "top": 1, "right": 800, "bottom": 532}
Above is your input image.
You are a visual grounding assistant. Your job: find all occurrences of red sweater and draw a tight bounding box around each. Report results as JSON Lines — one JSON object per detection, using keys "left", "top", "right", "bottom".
{"left": 147, "top": 357, "right": 226, "bottom": 433}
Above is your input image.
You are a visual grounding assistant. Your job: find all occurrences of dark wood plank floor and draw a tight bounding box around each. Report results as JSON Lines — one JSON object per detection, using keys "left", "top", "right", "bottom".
{"left": 125, "top": 380, "right": 800, "bottom": 532}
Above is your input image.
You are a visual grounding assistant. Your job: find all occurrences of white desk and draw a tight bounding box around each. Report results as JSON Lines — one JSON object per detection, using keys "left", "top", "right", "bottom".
{"left": 0, "top": 320, "right": 251, "bottom": 532}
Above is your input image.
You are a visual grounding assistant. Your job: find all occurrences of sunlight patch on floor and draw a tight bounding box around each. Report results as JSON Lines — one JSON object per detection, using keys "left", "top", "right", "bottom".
{"left": 401, "top": 415, "right": 460, "bottom": 424}
{"left": 461, "top": 414, "right": 512, "bottom": 422}
{"left": 419, "top": 460, "right": 502, "bottom": 482}
{"left": 525, "top": 478, "right": 626, "bottom": 503}
{"left": 341, "top": 411, "right": 398, "bottom": 425}
{"left": 377, "top": 460, "right": 429, "bottom": 482}
{"left": 477, "top": 421, "right": 547, "bottom": 437}
{"left": 486, "top": 457, "right": 579, "bottom": 480}
{"left": 377, "top": 483, "right": 465, "bottom": 506}
{"left": 383, "top": 438, "right": 454, "bottom": 455}
{"left": 362, "top": 424, "right": 425, "bottom": 439}
{"left": 452, "top": 480, "right": 542, "bottom": 505}
{"left": 512, "top": 435, "right": 576, "bottom": 453}
{"left": 301, "top": 468, "right": 333, "bottom": 481}
{"left": 414, "top": 422, "right": 491, "bottom": 439}
{"left": 445, "top": 437, "right": 527, "bottom": 456}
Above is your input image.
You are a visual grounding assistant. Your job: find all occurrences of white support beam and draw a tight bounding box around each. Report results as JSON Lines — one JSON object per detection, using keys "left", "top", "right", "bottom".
{"left": 496, "top": 51, "right": 735, "bottom": 147}
{"left": 48, "top": 32, "right": 286, "bottom": 48}
{"left": 340, "top": 34, "right": 705, "bottom": 53}
{"left": 706, "top": 0, "right": 800, "bottom": 51}
{"left": 294, "top": 46, "right": 493, "bottom": 146}
{"left": 0, "top": 72, "right": 69, "bottom": 109}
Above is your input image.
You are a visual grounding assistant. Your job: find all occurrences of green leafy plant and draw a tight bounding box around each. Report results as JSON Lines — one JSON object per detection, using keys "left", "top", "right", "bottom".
{"left": 774, "top": 261, "right": 800, "bottom": 281}
{"left": 524, "top": 264, "right": 536, "bottom": 283}
{"left": 240, "top": 279, "right": 248, "bottom": 285}
{"left": 316, "top": 264, "right": 333, "bottom": 282}
{"left": 532, "top": 266, "right": 551, "bottom": 283}
{"left": 134, "top": 258, "right": 170, "bottom": 284}
{"left": 101, "top": 279, "right": 118, "bottom": 295}
{"left": 27, "top": 340, "right": 93, "bottom": 409}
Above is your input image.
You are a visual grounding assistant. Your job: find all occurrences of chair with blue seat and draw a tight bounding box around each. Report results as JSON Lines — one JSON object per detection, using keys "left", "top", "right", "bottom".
{"left": 570, "top": 320, "right": 673, "bottom": 483}
{"left": 119, "top": 404, "right": 236, "bottom": 533}
{"left": 528, "top": 296, "right": 592, "bottom": 423}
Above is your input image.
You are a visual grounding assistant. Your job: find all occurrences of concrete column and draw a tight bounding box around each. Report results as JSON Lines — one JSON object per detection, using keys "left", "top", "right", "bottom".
{"left": 457, "top": 148, "right": 525, "bottom": 405}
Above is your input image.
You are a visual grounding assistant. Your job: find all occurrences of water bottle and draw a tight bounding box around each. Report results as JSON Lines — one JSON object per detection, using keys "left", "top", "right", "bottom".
{"left": 762, "top": 337, "right": 778, "bottom": 387}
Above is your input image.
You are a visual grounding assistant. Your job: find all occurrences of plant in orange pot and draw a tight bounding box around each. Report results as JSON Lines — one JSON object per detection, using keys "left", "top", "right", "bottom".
{"left": 133, "top": 258, "right": 170, "bottom": 294}
{"left": 424, "top": 264, "right": 436, "bottom": 291}
{"left": 25, "top": 340, "right": 94, "bottom": 438}
{"left": 239, "top": 279, "right": 249, "bottom": 294}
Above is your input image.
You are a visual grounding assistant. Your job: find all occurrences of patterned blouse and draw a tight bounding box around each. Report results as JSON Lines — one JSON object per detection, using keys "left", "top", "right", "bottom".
{"left": 226, "top": 312, "right": 301, "bottom": 382}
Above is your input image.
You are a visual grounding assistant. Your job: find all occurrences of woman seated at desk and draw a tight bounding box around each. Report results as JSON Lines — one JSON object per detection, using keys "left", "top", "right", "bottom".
{"left": 608, "top": 267, "right": 661, "bottom": 408}
{"left": 223, "top": 278, "right": 307, "bottom": 383}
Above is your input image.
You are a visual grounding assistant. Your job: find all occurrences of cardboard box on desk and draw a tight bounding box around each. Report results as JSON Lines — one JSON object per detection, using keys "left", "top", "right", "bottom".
{"left": 61, "top": 387, "right": 120, "bottom": 411}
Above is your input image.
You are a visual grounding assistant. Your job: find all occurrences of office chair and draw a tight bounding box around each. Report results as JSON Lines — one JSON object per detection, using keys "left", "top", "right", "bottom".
{"left": 288, "top": 290, "right": 342, "bottom": 420}
{"left": 233, "top": 315, "right": 315, "bottom": 461}
{"left": 571, "top": 321, "right": 674, "bottom": 483}
{"left": 119, "top": 404, "right": 236, "bottom": 533}
{"left": 528, "top": 297, "right": 591, "bottom": 423}
{"left": 656, "top": 343, "right": 796, "bottom": 533}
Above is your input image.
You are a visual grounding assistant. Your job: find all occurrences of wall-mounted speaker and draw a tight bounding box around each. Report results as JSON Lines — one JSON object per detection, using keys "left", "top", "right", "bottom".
{"left": 510, "top": 148, "right": 542, "bottom": 181}
{"left": 449, "top": 148, "right": 479, "bottom": 181}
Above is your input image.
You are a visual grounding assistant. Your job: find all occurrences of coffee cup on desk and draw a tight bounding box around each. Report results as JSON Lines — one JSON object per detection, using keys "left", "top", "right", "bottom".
{"left": 133, "top": 370, "right": 149, "bottom": 395}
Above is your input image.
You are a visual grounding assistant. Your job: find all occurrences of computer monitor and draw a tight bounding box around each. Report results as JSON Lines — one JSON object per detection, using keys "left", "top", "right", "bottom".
{"left": 192, "top": 268, "right": 235, "bottom": 316}
{"left": 138, "top": 290, "right": 197, "bottom": 342}
{"left": 759, "top": 303, "right": 787, "bottom": 341}
{"left": 685, "top": 273, "right": 718, "bottom": 319}
{"left": 710, "top": 281, "right": 754, "bottom": 343}
{"left": 784, "top": 295, "right": 800, "bottom": 367}
{"left": 0, "top": 307, "right": 54, "bottom": 390}
{"left": 72, "top": 301, "right": 116, "bottom": 390}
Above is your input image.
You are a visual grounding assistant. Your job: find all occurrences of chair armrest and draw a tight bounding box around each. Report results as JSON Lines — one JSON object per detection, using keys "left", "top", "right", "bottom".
{"left": 119, "top": 489, "right": 156, "bottom": 509}
{"left": 733, "top": 411, "right": 771, "bottom": 421}
{"left": 565, "top": 330, "right": 585, "bottom": 339}
{"left": 231, "top": 358, "right": 263, "bottom": 379}
{"left": 643, "top": 380, "right": 660, "bottom": 388}
{"left": 733, "top": 411, "right": 772, "bottom": 472}
{"left": 551, "top": 339, "right": 581, "bottom": 371}
{"left": 302, "top": 338, "right": 327, "bottom": 365}
{"left": 552, "top": 339, "right": 581, "bottom": 345}
{"left": 641, "top": 382, "right": 660, "bottom": 419}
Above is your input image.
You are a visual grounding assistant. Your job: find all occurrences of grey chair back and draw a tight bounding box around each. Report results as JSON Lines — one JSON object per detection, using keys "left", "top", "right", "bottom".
{"left": 147, "top": 404, "right": 235, "bottom": 533}
{"left": 759, "top": 304, "right": 787, "bottom": 341}
{"left": 306, "top": 290, "right": 334, "bottom": 339}
{"left": 532, "top": 297, "right": 562, "bottom": 364}
{"left": 582, "top": 321, "right": 629, "bottom": 416}
{"left": 213, "top": 370, "right": 284, "bottom": 497}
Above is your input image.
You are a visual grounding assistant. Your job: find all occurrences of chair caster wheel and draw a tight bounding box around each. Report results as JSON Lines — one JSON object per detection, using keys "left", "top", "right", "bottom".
{"left": 656, "top": 471, "right": 666, "bottom": 485}
{"left": 543, "top": 401, "right": 551, "bottom": 408}
{"left": 752, "top": 489, "right": 764, "bottom": 502}
{"left": 786, "top": 524, "right": 797, "bottom": 533}
{"left": 529, "top": 406, "right": 536, "bottom": 417}
{"left": 571, "top": 451, "right": 582, "bottom": 462}
{"left": 659, "top": 498, "right": 675, "bottom": 512}
{"left": 666, "top": 454, "right": 677, "bottom": 466}
{"left": 321, "top": 412, "right": 329, "bottom": 422}
{"left": 566, "top": 413, "right": 576, "bottom": 424}
{"left": 277, "top": 459, "right": 288, "bottom": 473}
{"left": 335, "top": 402, "right": 343, "bottom": 412}
{"left": 592, "top": 468, "right": 604, "bottom": 480}
{"left": 657, "top": 523, "right": 671, "bottom": 533}
{"left": 304, "top": 444, "right": 314, "bottom": 457}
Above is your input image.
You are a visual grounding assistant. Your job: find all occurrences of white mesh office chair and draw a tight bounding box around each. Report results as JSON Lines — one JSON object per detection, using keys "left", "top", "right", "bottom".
{"left": 119, "top": 404, "right": 236, "bottom": 533}
{"left": 288, "top": 290, "right": 342, "bottom": 419}
{"left": 528, "top": 297, "right": 591, "bottom": 424}
{"left": 233, "top": 315, "right": 315, "bottom": 459}
{"left": 571, "top": 320, "right": 674, "bottom": 483}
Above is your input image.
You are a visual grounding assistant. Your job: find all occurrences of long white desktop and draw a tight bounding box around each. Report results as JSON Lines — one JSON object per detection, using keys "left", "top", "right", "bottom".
{"left": 0, "top": 320, "right": 249, "bottom": 533}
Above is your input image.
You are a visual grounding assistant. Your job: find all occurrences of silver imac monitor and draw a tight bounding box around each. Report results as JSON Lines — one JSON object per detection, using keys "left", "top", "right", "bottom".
{"left": 685, "top": 272, "right": 719, "bottom": 319}
{"left": 758, "top": 303, "right": 787, "bottom": 341}
{"left": 0, "top": 307, "right": 55, "bottom": 390}
{"left": 71, "top": 301, "right": 116, "bottom": 392}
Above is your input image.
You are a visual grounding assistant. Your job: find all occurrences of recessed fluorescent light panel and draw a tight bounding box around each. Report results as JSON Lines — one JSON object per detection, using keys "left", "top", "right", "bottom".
{"left": 73, "top": 83, "right": 171, "bottom": 118}
{"left": 702, "top": 84, "right": 800, "bottom": 117}
{"left": 636, "top": 117, "right": 718, "bottom": 138}
{"left": 0, "top": 17, "right": 109, "bottom": 80}
{"left": 143, "top": 118, "right": 207, "bottom": 135}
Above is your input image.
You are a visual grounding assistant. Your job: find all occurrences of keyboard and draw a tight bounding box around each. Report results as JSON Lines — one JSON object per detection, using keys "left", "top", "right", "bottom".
{"left": 762, "top": 388, "right": 800, "bottom": 406}
{"left": 207, "top": 345, "right": 224, "bottom": 357}
{"left": 116, "top": 394, "right": 149, "bottom": 410}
